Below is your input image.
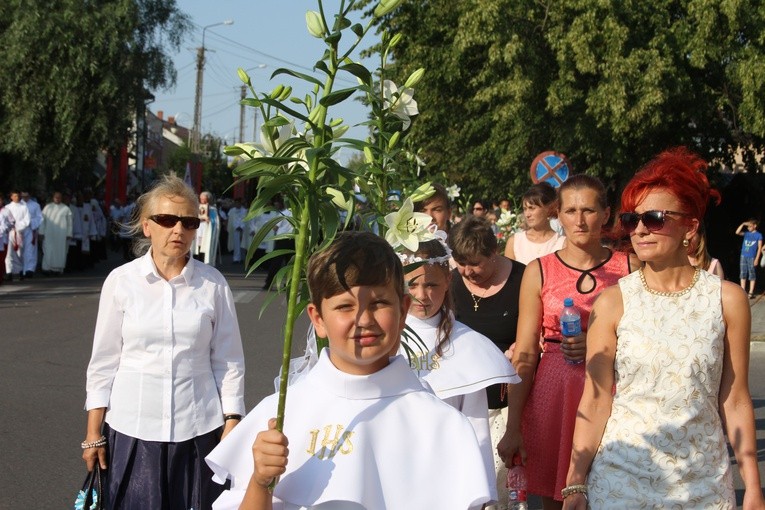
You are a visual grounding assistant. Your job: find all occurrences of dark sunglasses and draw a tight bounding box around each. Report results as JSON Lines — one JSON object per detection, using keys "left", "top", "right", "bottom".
{"left": 473, "top": 206, "right": 485, "bottom": 211}
{"left": 149, "top": 214, "right": 201, "bottom": 230}
{"left": 619, "top": 210, "right": 690, "bottom": 233}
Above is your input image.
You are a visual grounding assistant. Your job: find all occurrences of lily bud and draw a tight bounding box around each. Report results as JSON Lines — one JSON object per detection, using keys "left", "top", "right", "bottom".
{"left": 237, "top": 67, "right": 251, "bottom": 86}
{"left": 329, "top": 118, "right": 343, "bottom": 127}
{"left": 333, "top": 124, "right": 350, "bottom": 138}
{"left": 388, "top": 131, "right": 400, "bottom": 149}
{"left": 388, "top": 33, "right": 403, "bottom": 49}
{"left": 374, "top": 0, "right": 403, "bottom": 17}
{"left": 308, "top": 107, "right": 322, "bottom": 125}
{"left": 305, "top": 11, "right": 325, "bottom": 38}
{"left": 408, "top": 182, "right": 436, "bottom": 202}
{"left": 404, "top": 68, "right": 425, "bottom": 89}
{"left": 278, "top": 86, "right": 293, "bottom": 101}
{"left": 269, "top": 84, "right": 285, "bottom": 99}
{"left": 363, "top": 146, "right": 374, "bottom": 164}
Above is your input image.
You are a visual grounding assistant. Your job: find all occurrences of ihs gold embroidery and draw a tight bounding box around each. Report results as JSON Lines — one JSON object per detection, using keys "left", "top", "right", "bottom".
{"left": 409, "top": 354, "right": 441, "bottom": 371}
{"left": 306, "top": 424, "right": 354, "bottom": 459}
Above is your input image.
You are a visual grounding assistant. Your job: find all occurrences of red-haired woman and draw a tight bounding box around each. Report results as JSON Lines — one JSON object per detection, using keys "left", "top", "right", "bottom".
{"left": 563, "top": 148, "right": 765, "bottom": 509}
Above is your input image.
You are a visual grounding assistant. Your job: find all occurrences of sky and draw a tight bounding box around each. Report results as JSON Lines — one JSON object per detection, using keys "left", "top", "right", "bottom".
{"left": 152, "top": 0, "right": 379, "bottom": 158}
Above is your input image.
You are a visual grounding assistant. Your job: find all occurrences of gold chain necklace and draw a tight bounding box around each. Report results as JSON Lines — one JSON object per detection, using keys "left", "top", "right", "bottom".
{"left": 467, "top": 278, "right": 492, "bottom": 311}
{"left": 638, "top": 267, "right": 701, "bottom": 297}
{"left": 465, "top": 259, "right": 501, "bottom": 311}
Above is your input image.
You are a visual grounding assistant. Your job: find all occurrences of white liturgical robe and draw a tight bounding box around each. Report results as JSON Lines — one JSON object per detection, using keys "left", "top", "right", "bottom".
{"left": 39, "top": 202, "right": 72, "bottom": 272}
{"left": 403, "top": 313, "right": 521, "bottom": 503}
{"left": 206, "top": 350, "right": 492, "bottom": 510}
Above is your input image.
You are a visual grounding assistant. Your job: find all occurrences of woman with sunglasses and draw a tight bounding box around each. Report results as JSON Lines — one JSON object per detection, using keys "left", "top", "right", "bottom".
{"left": 501, "top": 174, "right": 638, "bottom": 510}
{"left": 82, "top": 175, "right": 245, "bottom": 509}
{"left": 562, "top": 148, "right": 764, "bottom": 509}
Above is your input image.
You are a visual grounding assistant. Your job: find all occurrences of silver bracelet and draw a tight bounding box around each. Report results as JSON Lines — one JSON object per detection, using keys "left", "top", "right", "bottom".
{"left": 81, "top": 435, "right": 107, "bottom": 449}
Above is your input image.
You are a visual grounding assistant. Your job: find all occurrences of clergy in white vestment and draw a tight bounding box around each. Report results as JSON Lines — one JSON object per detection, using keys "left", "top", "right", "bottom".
{"left": 21, "top": 192, "right": 43, "bottom": 276}
{"left": 67, "top": 194, "right": 84, "bottom": 270}
{"left": 0, "top": 196, "right": 15, "bottom": 284}
{"left": 39, "top": 192, "right": 73, "bottom": 274}
{"left": 226, "top": 199, "right": 246, "bottom": 263}
{"left": 194, "top": 191, "right": 221, "bottom": 265}
{"left": 4, "top": 191, "right": 31, "bottom": 279}
{"left": 78, "top": 195, "right": 97, "bottom": 255}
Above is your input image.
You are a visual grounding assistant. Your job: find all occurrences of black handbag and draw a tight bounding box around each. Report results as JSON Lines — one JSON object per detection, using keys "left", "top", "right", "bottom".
{"left": 74, "top": 464, "right": 105, "bottom": 510}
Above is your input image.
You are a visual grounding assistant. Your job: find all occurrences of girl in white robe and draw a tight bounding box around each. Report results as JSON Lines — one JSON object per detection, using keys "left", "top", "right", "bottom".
{"left": 402, "top": 237, "right": 521, "bottom": 504}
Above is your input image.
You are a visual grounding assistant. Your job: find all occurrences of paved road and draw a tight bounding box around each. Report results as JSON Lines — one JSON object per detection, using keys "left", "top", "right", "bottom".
{"left": 0, "top": 251, "right": 764, "bottom": 508}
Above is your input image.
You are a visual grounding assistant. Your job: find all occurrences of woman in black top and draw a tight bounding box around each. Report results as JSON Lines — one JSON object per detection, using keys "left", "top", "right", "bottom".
{"left": 448, "top": 215, "right": 525, "bottom": 509}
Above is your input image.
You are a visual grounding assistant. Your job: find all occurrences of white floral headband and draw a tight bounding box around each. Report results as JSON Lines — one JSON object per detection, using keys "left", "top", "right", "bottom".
{"left": 396, "top": 225, "right": 452, "bottom": 267}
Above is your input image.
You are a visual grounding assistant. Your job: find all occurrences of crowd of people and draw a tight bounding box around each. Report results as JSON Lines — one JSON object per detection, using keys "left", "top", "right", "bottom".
{"left": 68, "top": 147, "right": 763, "bottom": 510}
{"left": 0, "top": 189, "right": 116, "bottom": 285}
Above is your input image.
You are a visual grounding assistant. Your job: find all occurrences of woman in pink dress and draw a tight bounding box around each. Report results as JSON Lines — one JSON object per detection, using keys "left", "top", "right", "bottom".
{"left": 499, "top": 175, "right": 639, "bottom": 510}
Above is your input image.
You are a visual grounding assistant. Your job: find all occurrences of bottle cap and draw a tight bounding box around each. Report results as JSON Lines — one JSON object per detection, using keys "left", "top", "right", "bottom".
{"left": 564, "top": 297, "right": 574, "bottom": 307}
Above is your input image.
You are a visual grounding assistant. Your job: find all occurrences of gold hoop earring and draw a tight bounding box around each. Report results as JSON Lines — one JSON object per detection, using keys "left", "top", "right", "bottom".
{"left": 682, "top": 238, "right": 689, "bottom": 247}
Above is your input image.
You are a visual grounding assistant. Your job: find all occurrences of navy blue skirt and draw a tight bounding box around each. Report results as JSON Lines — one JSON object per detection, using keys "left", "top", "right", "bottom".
{"left": 104, "top": 424, "right": 226, "bottom": 510}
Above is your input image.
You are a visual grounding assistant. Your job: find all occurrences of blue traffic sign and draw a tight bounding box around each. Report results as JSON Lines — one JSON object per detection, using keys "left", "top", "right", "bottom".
{"left": 530, "top": 151, "right": 572, "bottom": 188}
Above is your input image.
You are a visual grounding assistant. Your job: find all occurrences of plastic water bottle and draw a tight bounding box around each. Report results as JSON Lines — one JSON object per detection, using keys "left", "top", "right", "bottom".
{"left": 506, "top": 464, "right": 528, "bottom": 510}
{"left": 560, "top": 297, "right": 583, "bottom": 365}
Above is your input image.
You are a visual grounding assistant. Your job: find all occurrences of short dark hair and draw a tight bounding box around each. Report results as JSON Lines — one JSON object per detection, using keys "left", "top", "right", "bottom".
{"left": 447, "top": 216, "right": 497, "bottom": 263}
{"left": 522, "top": 182, "right": 557, "bottom": 208}
{"left": 307, "top": 231, "right": 404, "bottom": 311}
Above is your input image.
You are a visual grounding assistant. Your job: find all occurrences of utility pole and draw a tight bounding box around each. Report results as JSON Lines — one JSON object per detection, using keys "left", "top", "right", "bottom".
{"left": 192, "top": 46, "right": 205, "bottom": 153}
{"left": 191, "top": 20, "right": 234, "bottom": 154}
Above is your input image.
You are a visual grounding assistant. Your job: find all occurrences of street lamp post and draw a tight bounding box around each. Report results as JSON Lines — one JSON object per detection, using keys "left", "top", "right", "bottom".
{"left": 191, "top": 20, "right": 234, "bottom": 154}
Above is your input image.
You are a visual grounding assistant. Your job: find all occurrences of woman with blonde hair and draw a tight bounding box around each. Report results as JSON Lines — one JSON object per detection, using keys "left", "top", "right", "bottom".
{"left": 687, "top": 225, "right": 724, "bottom": 278}
{"left": 83, "top": 175, "right": 245, "bottom": 509}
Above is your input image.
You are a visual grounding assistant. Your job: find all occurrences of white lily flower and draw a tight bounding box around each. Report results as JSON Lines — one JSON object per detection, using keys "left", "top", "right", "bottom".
{"left": 260, "top": 120, "right": 294, "bottom": 155}
{"left": 446, "top": 184, "right": 461, "bottom": 200}
{"left": 496, "top": 210, "right": 517, "bottom": 227}
{"left": 384, "top": 198, "right": 437, "bottom": 251}
{"left": 383, "top": 80, "right": 419, "bottom": 130}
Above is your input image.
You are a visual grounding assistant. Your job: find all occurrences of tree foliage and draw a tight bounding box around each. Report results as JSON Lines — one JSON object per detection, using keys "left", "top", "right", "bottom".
{"left": 0, "top": 0, "right": 189, "bottom": 190}
{"left": 362, "top": 0, "right": 765, "bottom": 199}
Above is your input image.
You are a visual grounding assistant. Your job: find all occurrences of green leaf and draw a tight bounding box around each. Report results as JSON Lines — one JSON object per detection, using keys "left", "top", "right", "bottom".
{"left": 317, "top": 201, "right": 340, "bottom": 251}
{"left": 264, "top": 116, "right": 291, "bottom": 128}
{"left": 319, "top": 87, "right": 358, "bottom": 107}
{"left": 350, "top": 23, "right": 364, "bottom": 38}
{"left": 271, "top": 67, "right": 323, "bottom": 88}
{"left": 339, "top": 63, "right": 372, "bottom": 86}
{"left": 314, "top": 60, "right": 331, "bottom": 76}
{"left": 335, "top": 15, "right": 352, "bottom": 30}
{"left": 325, "top": 32, "right": 342, "bottom": 46}
{"left": 240, "top": 97, "right": 262, "bottom": 107}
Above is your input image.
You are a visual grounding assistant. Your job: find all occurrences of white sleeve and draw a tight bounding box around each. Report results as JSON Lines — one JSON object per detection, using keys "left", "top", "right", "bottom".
{"left": 85, "top": 271, "right": 125, "bottom": 409}
{"left": 210, "top": 281, "right": 246, "bottom": 415}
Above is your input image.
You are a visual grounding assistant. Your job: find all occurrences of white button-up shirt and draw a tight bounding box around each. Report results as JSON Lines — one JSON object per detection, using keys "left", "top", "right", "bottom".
{"left": 86, "top": 251, "right": 245, "bottom": 442}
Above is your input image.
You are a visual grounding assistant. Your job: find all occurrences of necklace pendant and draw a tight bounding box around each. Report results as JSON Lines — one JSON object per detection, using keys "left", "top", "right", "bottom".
{"left": 473, "top": 302, "right": 479, "bottom": 312}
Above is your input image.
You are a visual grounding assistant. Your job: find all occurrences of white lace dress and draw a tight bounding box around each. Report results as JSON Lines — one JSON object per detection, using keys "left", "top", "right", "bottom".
{"left": 587, "top": 270, "right": 735, "bottom": 509}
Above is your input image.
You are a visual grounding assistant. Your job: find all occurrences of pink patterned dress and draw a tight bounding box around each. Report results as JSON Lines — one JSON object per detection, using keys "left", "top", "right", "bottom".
{"left": 521, "top": 250, "right": 631, "bottom": 500}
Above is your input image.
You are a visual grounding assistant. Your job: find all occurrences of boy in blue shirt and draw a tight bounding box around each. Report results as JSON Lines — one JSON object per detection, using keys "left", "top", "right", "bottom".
{"left": 736, "top": 219, "right": 762, "bottom": 298}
